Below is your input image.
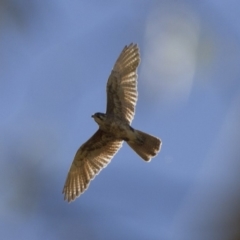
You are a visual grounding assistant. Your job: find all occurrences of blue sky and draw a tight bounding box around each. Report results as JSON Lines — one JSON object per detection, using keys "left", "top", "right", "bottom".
{"left": 1, "top": 1, "right": 240, "bottom": 239}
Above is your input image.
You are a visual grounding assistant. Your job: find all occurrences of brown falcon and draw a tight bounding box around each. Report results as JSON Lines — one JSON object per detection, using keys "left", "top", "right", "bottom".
{"left": 63, "top": 43, "right": 162, "bottom": 202}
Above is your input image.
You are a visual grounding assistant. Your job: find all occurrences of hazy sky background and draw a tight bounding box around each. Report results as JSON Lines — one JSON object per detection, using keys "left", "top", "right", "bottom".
{"left": 1, "top": 1, "right": 240, "bottom": 239}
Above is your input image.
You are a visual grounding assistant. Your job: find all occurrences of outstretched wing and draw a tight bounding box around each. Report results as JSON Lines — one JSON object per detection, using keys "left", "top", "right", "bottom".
{"left": 63, "top": 129, "right": 122, "bottom": 202}
{"left": 106, "top": 43, "right": 140, "bottom": 124}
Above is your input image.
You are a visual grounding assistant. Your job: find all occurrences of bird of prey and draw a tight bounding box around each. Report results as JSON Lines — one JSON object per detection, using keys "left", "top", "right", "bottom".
{"left": 63, "top": 43, "right": 162, "bottom": 202}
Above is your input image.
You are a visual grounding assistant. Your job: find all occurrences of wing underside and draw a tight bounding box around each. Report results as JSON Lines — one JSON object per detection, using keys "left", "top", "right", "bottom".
{"left": 63, "top": 129, "right": 123, "bottom": 202}
{"left": 106, "top": 43, "right": 140, "bottom": 124}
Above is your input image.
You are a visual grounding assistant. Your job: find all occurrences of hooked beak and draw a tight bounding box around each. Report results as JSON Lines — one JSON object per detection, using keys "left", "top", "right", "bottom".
{"left": 91, "top": 115, "right": 94, "bottom": 118}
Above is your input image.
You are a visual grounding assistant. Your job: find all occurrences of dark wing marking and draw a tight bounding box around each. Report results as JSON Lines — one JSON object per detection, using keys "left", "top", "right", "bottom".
{"left": 63, "top": 129, "right": 122, "bottom": 202}
{"left": 106, "top": 43, "right": 140, "bottom": 124}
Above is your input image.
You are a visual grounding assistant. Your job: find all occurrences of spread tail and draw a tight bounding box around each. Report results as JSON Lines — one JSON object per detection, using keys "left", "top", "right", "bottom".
{"left": 127, "top": 129, "right": 161, "bottom": 161}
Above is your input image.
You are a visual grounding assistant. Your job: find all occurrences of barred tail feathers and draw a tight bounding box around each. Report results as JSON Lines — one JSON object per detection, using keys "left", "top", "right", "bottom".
{"left": 127, "top": 129, "right": 161, "bottom": 161}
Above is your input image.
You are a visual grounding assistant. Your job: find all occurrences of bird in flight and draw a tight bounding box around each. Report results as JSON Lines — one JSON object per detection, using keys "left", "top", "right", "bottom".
{"left": 63, "top": 43, "right": 162, "bottom": 202}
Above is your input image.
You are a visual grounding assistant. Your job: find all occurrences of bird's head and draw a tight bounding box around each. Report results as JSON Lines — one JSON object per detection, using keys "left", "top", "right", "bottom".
{"left": 91, "top": 112, "right": 107, "bottom": 126}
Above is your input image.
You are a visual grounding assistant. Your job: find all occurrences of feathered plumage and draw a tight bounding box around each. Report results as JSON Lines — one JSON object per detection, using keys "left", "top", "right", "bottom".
{"left": 63, "top": 43, "right": 161, "bottom": 202}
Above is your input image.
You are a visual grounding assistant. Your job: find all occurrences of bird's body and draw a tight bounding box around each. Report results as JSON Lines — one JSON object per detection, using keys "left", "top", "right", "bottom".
{"left": 63, "top": 43, "right": 162, "bottom": 202}
{"left": 92, "top": 113, "right": 134, "bottom": 141}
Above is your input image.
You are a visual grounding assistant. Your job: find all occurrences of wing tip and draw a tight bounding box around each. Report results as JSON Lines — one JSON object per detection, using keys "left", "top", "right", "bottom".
{"left": 62, "top": 184, "right": 87, "bottom": 203}
{"left": 125, "top": 43, "right": 139, "bottom": 52}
